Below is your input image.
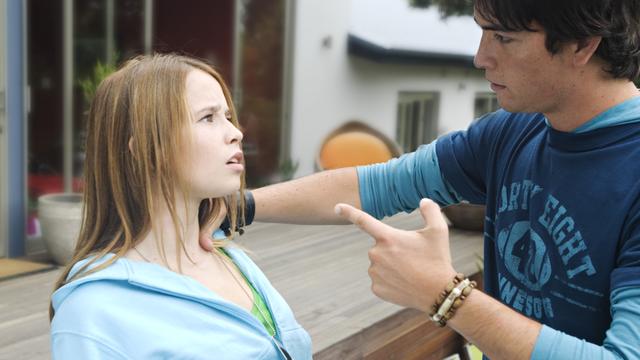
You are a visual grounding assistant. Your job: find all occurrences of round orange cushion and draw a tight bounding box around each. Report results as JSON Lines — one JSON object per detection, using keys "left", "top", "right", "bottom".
{"left": 320, "top": 131, "right": 393, "bottom": 169}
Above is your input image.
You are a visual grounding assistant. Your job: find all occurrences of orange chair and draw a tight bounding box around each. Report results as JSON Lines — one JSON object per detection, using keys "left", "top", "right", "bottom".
{"left": 316, "top": 121, "right": 402, "bottom": 170}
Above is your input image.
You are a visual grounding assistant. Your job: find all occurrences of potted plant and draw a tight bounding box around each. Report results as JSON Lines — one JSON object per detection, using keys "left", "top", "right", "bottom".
{"left": 38, "top": 193, "right": 83, "bottom": 265}
{"left": 38, "top": 59, "right": 116, "bottom": 265}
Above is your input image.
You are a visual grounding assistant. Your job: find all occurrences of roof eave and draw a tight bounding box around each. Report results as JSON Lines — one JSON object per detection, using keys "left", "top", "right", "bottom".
{"left": 347, "top": 34, "right": 476, "bottom": 68}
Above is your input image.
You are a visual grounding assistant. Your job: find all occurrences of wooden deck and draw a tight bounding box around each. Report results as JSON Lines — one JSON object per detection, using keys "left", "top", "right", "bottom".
{"left": 0, "top": 212, "right": 483, "bottom": 359}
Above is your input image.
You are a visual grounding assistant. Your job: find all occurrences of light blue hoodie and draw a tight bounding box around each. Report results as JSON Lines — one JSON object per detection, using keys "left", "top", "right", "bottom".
{"left": 50, "top": 248, "right": 312, "bottom": 359}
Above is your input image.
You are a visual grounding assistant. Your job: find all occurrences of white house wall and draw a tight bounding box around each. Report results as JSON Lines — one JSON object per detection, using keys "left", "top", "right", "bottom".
{"left": 289, "top": 0, "right": 492, "bottom": 176}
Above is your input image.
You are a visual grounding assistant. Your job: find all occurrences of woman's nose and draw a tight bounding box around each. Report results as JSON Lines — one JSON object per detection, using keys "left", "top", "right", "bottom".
{"left": 226, "top": 121, "right": 243, "bottom": 144}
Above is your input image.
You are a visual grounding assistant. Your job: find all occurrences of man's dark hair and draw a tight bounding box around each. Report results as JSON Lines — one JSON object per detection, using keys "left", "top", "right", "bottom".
{"left": 475, "top": 0, "right": 640, "bottom": 81}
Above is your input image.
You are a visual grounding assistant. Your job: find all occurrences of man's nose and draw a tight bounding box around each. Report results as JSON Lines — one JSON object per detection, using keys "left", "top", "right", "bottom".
{"left": 473, "top": 33, "right": 495, "bottom": 70}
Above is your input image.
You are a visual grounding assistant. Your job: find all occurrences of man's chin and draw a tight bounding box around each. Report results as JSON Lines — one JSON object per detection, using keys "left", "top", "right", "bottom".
{"left": 496, "top": 100, "right": 519, "bottom": 113}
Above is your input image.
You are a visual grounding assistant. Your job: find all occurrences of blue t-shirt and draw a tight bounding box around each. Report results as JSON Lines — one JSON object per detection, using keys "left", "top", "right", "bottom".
{"left": 357, "top": 97, "right": 640, "bottom": 358}
{"left": 435, "top": 110, "right": 640, "bottom": 344}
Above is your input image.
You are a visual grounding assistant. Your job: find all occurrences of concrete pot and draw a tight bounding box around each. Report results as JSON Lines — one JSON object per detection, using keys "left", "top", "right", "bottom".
{"left": 38, "top": 193, "right": 83, "bottom": 265}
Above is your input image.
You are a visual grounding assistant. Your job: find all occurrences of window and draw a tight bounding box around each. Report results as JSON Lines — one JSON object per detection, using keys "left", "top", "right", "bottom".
{"left": 474, "top": 92, "right": 499, "bottom": 119}
{"left": 236, "top": 0, "right": 287, "bottom": 187}
{"left": 396, "top": 92, "right": 439, "bottom": 153}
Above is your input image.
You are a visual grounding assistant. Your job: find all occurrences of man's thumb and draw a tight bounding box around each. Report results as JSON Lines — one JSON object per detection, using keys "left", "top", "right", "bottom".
{"left": 418, "top": 198, "right": 448, "bottom": 230}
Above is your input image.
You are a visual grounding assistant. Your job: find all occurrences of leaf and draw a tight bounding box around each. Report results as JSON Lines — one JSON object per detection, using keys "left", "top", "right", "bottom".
{"left": 78, "top": 58, "right": 118, "bottom": 105}
{"left": 409, "top": 0, "right": 474, "bottom": 18}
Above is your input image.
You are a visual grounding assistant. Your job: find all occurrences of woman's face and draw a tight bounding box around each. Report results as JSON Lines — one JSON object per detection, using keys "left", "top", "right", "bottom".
{"left": 181, "top": 69, "right": 244, "bottom": 200}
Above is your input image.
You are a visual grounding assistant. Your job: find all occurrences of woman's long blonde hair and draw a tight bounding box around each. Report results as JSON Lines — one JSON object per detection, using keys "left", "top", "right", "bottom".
{"left": 50, "top": 54, "right": 246, "bottom": 320}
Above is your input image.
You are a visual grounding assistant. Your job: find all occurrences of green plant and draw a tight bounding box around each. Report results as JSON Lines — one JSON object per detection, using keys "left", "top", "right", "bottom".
{"left": 76, "top": 58, "right": 117, "bottom": 160}
{"left": 409, "top": 0, "right": 473, "bottom": 17}
{"left": 78, "top": 59, "right": 118, "bottom": 105}
{"left": 278, "top": 158, "right": 299, "bottom": 181}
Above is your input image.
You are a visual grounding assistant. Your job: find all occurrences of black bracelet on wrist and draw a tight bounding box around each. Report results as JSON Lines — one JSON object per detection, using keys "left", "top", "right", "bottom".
{"left": 220, "top": 190, "right": 255, "bottom": 236}
{"left": 243, "top": 190, "right": 255, "bottom": 227}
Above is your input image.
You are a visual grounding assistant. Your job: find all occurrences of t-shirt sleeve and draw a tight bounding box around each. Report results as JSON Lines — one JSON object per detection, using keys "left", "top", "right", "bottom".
{"left": 357, "top": 140, "right": 464, "bottom": 219}
{"left": 435, "top": 110, "right": 516, "bottom": 205}
{"left": 611, "top": 197, "right": 640, "bottom": 290}
{"left": 531, "top": 286, "right": 640, "bottom": 359}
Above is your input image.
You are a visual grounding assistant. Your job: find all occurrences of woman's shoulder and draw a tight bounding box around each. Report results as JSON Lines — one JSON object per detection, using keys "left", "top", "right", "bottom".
{"left": 52, "top": 265, "right": 131, "bottom": 321}
{"left": 51, "top": 255, "right": 141, "bottom": 327}
{"left": 50, "top": 260, "right": 164, "bottom": 360}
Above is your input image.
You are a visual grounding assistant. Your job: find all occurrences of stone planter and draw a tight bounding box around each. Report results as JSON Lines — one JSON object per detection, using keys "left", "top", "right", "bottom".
{"left": 38, "top": 193, "right": 83, "bottom": 265}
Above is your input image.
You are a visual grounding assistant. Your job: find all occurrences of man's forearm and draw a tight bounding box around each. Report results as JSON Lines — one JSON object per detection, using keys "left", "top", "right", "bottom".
{"left": 253, "top": 167, "right": 361, "bottom": 224}
{"left": 447, "top": 289, "right": 542, "bottom": 360}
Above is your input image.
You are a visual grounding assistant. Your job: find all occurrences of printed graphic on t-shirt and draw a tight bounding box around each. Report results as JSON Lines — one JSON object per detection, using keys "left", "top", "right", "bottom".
{"left": 494, "top": 180, "right": 602, "bottom": 320}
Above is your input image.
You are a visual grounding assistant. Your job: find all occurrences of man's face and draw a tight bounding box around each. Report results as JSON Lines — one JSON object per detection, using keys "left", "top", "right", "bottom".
{"left": 473, "top": 10, "right": 575, "bottom": 115}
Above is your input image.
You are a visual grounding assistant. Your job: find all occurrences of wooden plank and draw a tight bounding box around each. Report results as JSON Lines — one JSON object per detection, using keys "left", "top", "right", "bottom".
{"left": 0, "top": 334, "right": 50, "bottom": 360}
{"left": 315, "top": 272, "right": 483, "bottom": 360}
{"left": 0, "top": 259, "right": 55, "bottom": 279}
{"left": 0, "top": 270, "right": 59, "bottom": 323}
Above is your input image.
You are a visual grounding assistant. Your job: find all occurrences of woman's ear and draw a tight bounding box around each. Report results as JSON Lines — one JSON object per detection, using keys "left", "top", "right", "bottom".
{"left": 128, "top": 137, "right": 135, "bottom": 154}
{"left": 573, "top": 36, "right": 602, "bottom": 67}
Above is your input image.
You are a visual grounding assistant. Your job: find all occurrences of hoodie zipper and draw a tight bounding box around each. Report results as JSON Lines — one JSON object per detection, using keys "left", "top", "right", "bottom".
{"left": 251, "top": 284, "right": 292, "bottom": 360}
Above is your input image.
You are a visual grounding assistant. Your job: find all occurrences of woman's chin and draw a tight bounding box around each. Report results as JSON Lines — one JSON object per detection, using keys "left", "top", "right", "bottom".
{"left": 203, "top": 185, "right": 241, "bottom": 199}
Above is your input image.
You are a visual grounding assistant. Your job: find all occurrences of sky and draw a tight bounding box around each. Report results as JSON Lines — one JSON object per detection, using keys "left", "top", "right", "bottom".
{"left": 349, "top": 0, "right": 482, "bottom": 56}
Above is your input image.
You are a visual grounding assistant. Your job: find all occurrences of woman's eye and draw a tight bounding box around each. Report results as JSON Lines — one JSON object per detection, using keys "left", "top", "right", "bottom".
{"left": 225, "top": 111, "right": 232, "bottom": 121}
{"left": 494, "top": 33, "right": 513, "bottom": 44}
{"left": 200, "top": 114, "right": 214, "bottom": 123}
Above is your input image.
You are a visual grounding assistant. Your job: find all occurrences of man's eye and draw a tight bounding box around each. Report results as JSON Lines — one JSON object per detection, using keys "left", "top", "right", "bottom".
{"left": 494, "top": 33, "right": 513, "bottom": 44}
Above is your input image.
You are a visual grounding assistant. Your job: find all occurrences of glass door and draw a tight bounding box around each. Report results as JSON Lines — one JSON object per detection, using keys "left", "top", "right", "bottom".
{"left": 26, "top": 0, "right": 147, "bottom": 242}
{"left": 0, "top": 0, "right": 7, "bottom": 258}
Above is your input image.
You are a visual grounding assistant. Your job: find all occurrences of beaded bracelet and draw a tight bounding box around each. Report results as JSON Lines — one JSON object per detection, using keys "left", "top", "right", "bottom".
{"left": 429, "top": 273, "right": 476, "bottom": 327}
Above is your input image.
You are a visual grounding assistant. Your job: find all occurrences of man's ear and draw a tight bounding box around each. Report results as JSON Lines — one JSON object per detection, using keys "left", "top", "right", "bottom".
{"left": 573, "top": 36, "right": 602, "bottom": 67}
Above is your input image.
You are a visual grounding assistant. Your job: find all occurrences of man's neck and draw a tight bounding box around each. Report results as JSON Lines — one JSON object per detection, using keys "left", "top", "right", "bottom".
{"left": 545, "top": 79, "right": 639, "bottom": 132}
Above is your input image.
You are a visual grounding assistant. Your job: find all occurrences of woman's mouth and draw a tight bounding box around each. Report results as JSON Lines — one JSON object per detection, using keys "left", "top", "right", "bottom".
{"left": 226, "top": 152, "right": 245, "bottom": 172}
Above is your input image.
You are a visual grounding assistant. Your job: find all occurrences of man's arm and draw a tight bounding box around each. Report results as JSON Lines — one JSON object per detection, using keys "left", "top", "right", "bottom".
{"left": 437, "top": 283, "right": 640, "bottom": 359}
{"left": 253, "top": 167, "right": 360, "bottom": 224}
{"left": 334, "top": 199, "right": 539, "bottom": 359}
{"left": 448, "top": 287, "right": 541, "bottom": 359}
{"left": 253, "top": 140, "right": 461, "bottom": 224}
{"left": 200, "top": 167, "right": 361, "bottom": 249}
{"left": 335, "top": 200, "right": 640, "bottom": 360}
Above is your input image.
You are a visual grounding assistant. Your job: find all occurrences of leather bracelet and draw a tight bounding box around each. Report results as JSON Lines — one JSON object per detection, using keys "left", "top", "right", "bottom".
{"left": 429, "top": 273, "right": 476, "bottom": 327}
{"left": 220, "top": 190, "right": 255, "bottom": 236}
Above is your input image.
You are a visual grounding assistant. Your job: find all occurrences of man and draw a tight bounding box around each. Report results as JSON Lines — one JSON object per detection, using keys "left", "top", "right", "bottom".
{"left": 206, "top": 0, "right": 640, "bottom": 358}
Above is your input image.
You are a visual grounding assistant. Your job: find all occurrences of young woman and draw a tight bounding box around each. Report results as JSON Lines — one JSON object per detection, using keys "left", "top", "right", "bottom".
{"left": 49, "top": 54, "right": 312, "bottom": 359}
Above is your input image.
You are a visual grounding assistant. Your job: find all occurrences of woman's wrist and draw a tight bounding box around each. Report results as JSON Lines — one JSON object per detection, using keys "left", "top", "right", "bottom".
{"left": 220, "top": 190, "right": 255, "bottom": 235}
